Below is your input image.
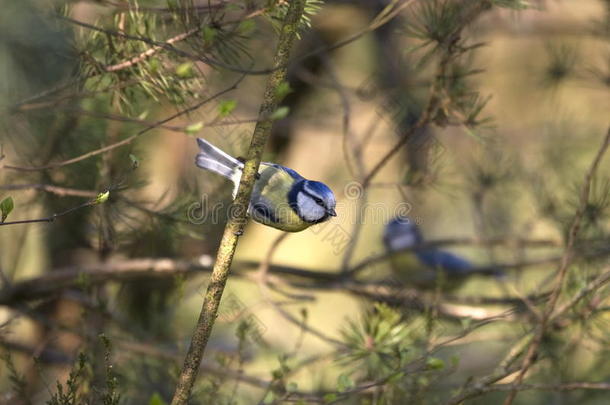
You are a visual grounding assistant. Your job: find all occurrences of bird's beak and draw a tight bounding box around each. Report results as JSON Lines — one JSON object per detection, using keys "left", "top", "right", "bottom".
{"left": 328, "top": 208, "right": 337, "bottom": 217}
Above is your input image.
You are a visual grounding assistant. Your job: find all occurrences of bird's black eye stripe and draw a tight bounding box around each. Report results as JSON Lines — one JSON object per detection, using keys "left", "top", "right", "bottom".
{"left": 303, "top": 191, "right": 324, "bottom": 207}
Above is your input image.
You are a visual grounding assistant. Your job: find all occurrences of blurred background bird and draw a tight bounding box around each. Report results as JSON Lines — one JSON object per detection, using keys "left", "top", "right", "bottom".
{"left": 383, "top": 216, "right": 502, "bottom": 289}
{"left": 195, "top": 138, "right": 337, "bottom": 232}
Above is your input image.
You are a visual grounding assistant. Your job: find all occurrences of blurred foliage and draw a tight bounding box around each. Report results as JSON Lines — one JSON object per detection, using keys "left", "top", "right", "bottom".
{"left": 1, "top": 0, "right": 610, "bottom": 404}
{"left": 339, "top": 303, "right": 419, "bottom": 378}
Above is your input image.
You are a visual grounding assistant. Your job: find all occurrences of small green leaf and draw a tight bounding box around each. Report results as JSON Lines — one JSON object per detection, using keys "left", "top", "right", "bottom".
{"left": 175, "top": 62, "right": 194, "bottom": 78}
{"left": 492, "top": 0, "right": 531, "bottom": 9}
{"left": 337, "top": 373, "right": 354, "bottom": 392}
{"left": 388, "top": 371, "right": 405, "bottom": 383}
{"left": 323, "top": 393, "right": 338, "bottom": 403}
{"left": 269, "top": 106, "right": 290, "bottom": 120}
{"left": 76, "top": 272, "right": 91, "bottom": 291}
{"left": 239, "top": 19, "right": 256, "bottom": 34}
{"left": 185, "top": 122, "right": 204, "bottom": 134}
{"left": 218, "top": 100, "right": 237, "bottom": 117}
{"left": 263, "top": 391, "right": 275, "bottom": 404}
{"left": 149, "top": 58, "right": 161, "bottom": 74}
{"left": 275, "top": 81, "right": 293, "bottom": 100}
{"left": 203, "top": 26, "right": 217, "bottom": 43}
{"left": 148, "top": 392, "right": 167, "bottom": 405}
{"left": 95, "top": 191, "right": 110, "bottom": 205}
{"left": 129, "top": 154, "right": 140, "bottom": 169}
{"left": 426, "top": 357, "right": 445, "bottom": 370}
{"left": 286, "top": 382, "right": 298, "bottom": 393}
{"left": 0, "top": 196, "right": 14, "bottom": 222}
{"left": 271, "top": 368, "right": 283, "bottom": 380}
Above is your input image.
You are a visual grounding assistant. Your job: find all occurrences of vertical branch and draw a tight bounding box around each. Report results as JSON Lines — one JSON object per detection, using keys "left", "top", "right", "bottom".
{"left": 169, "top": 2, "right": 306, "bottom": 405}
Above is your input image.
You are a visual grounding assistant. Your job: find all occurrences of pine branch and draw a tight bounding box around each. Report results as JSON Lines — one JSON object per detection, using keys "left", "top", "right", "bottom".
{"left": 2, "top": 77, "right": 243, "bottom": 172}
{"left": 361, "top": 0, "right": 493, "bottom": 187}
{"left": 502, "top": 127, "right": 610, "bottom": 405}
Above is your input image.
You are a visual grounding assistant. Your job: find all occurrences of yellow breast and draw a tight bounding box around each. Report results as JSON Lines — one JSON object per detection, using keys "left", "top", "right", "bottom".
{"left": 389, "top": 252, "right": 464, "bottom": 290}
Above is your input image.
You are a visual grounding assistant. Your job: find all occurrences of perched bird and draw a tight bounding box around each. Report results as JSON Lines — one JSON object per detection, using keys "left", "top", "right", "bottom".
{"left": 195, "top": 138, "right": 337, "bottom": 232}
{"left": 383, "top": 216, "right": 498, "bottom": 288}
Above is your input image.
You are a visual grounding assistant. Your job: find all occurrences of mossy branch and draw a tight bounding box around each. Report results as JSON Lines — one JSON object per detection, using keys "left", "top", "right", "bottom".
{"left": 169, "top": 2, "right": 306, "bottom": 404}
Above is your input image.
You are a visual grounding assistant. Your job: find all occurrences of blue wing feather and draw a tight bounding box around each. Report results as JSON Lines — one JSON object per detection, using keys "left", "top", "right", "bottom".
{"left": 268, "top": 163, "right": 304, "bottom": 180}
{"left": 415, "top": 250, "right": 473, "bottom": 275}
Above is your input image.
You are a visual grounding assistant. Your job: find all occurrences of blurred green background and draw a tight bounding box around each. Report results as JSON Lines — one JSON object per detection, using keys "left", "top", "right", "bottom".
{"left": 1, "top": 0, "right": 610, "bottom": 404}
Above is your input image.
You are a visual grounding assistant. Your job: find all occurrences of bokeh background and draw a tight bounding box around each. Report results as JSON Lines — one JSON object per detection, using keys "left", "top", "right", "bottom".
{"left": 1, "top": 0, "right": 610, "bottom": 404}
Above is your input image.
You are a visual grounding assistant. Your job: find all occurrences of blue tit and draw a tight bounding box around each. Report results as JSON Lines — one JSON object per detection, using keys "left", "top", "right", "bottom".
{"left": 195, "top": 138, "right": 337, "bottom": 232}
{"left": 383, "top": 216, "right": 479, "bottom": 289}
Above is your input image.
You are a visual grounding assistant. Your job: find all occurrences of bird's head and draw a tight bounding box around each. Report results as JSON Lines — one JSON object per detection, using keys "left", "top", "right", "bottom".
{"left": 383, "top": 216, "right": 424, "bottom": 251}
{"left": 290, "top": 180, "right": 337, "bottom": 223}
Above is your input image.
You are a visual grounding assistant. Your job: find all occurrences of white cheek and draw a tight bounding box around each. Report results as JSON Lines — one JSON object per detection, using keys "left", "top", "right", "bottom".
{"left": 388, "top": 233, "right": 417, "bottom": 251}
{"left": 297, "top": 192, "right": 325, "bottom": 222}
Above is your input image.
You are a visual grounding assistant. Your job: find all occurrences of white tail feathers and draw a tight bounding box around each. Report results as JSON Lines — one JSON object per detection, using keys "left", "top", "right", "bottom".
{"left": 195, "top": 138, "right": 243, "bottom": 195}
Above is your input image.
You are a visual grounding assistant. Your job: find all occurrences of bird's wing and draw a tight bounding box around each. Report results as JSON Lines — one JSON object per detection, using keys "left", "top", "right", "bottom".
{"left": 248, "top": 164, "right": 306, "bottom": 230}
{"left": 416, "top": 250, "right": 473, "bottom": 275}
{"left": 254, "top": 163, "right": 296, "bottom": 201}
{"left": 265, "top": 163, "right": 304, "bottom": 180}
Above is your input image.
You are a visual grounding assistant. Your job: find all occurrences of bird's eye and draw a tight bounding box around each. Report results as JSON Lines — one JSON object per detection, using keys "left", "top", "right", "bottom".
{"left": 313, "top": 197, "right": 323, "bottom": 205}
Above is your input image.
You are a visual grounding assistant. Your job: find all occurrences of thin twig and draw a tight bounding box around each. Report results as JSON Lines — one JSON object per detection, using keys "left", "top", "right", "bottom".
{"left": 6, "top": 0, "right": 416, "bottom": 116}
{"left": 361, "top": 0, "right": 492, "bottom": 188}
{"left": 2, "top": 75, "right": 245, "bottom": 172}
{"left": 551, "top": 268, "right": 610, "bottom": 321}
{"left": 0, "top": 183, "right": 97, "bottom": 198}
{"left": 0, "top": 197, "right": 103, "bottom": 227}
{"left": 502, "top": 127, "right": 610, "bottom": 405}
{"left": 256, "top": 234, "right": 345, "bottom": 346}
